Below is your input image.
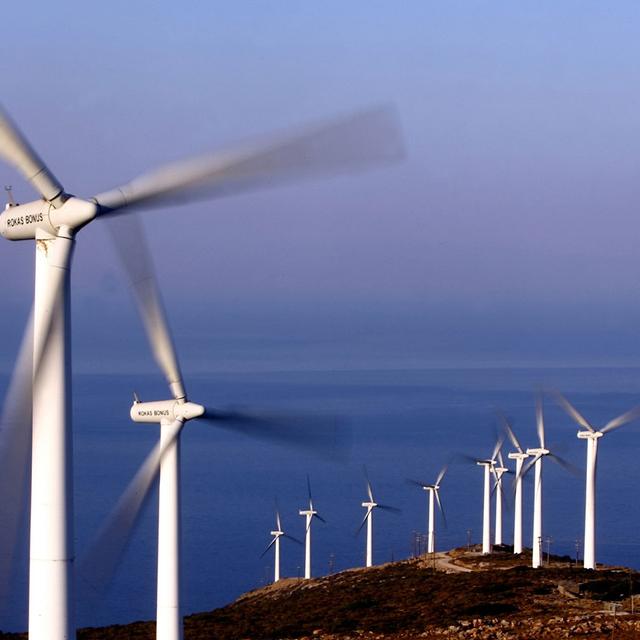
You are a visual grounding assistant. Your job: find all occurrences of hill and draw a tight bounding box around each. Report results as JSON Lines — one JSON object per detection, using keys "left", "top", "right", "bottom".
{"left": 3, "top": 547, "right": 640, "bottom": 639}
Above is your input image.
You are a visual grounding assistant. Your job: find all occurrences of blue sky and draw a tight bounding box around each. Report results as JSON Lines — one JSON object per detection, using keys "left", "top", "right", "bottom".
{"left": 3, "top": 2, "right": 640, "bottom": 371}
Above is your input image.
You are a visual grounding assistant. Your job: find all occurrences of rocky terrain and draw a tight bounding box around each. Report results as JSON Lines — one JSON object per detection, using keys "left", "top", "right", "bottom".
{"left": 3, "top": 547, "right": 640, "bottom": 639}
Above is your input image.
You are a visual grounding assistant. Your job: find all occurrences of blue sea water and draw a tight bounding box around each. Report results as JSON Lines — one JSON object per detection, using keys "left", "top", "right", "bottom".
{"left": 3, "top": 366, "right": 640, "bottom": 632}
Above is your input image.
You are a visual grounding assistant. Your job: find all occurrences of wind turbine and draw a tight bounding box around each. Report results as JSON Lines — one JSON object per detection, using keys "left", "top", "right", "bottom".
{"left": 299, "top": 476, "right": 326, "bottom": 579}
{"left": 356, "top": 468, "right": 400, "bottom": 567}
{"left": 492, "top": 450, "right": 509, "bottom": 547}
{"left": 553, "top": 391, "right": 640, "bottom": 570}
{"left": 473, "top": 437, "right": 503, "bottom": 555}
{"left": 0, "top": 104, "right": 402, "bottom": 640}
{"left": 77, "top": 214, "right": 344, "bottom": 640}
{"left": 522, "top": 396, "right": 577, "bottom": 568}
{"left": 261, "top": 508, "right": 302, "bottom": 583}
{"left": 501, "top": 415, "right": 529, "bottom": 554}
{"left": 408, "top": 464, "right": 447, "bottom": 554}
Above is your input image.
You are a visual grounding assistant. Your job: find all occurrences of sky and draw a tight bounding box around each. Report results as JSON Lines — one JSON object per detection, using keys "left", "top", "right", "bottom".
{"left": 3, "top": 2, "right": 640, "bottom": 372}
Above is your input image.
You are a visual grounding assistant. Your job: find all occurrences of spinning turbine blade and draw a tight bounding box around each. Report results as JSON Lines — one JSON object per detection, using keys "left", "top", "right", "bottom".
{"left": 434, "top": 489, "right": 447, "bottom": 529}
{"left": 548, "top": 453, "right": 581, "bottom": 477}
{"left": 435, "top": 464, "right": 448, "bottom": 487}
{"left": 200, "top": 407, "right": 347, "bottom": 458}
{"left": 105, "top": 214, "right": 185, "bottom": 400}
{"left": 552, "top": 391, "right": 595, "bottom": 432}
{"left": 519, "top": 454, "right": 541, "bottom": 483}
{"left": 601, "top": 406, "right": 640, "bottom": 434}
{"left": 307, "top": 474, "right": 313, "bottom": 510}
{"left": 0, "top": 314, "right": 34, "bottom": 606}
{"left": 283, "top": 533, "right": 303, "bottom": 545}
{"left": 491, "top": 434, "right": 504, "bottom": 461}
{"left": 406, "top": 478, "right": 430, "bottom": 489}
{"left": 499, "top": 413, "right": 523, "bottom": 453}
{"left": 355, "top": 509, "right": 371, "bottom": 536}
{"left": 536, "top": 396, "right": 546, "bottom": 448}
{"left": 260, "top": 536, "right": 278, "bottom": 559}
{"left": 93, "top": 106, "right": 403, "bottom": 214}
{"left": 276, "top": 510, "right": 282, "bottom": 531}
{"left": 313, "top": 512, "right": 327, "bottom": 524}
{"left": 77, "top": 420, "right": 183, "bottom": 593}
{"left": 363, "top": 465, "right": 374, "bottom": 502}
{"left": 0, "top": 105, "right": 64, "bottom": 202}
{"left": 377, "top": 503, "right": 401, "bottom": 514}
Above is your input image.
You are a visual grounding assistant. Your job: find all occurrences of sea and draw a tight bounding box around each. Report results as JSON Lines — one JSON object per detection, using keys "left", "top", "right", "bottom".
{"left": 3, "top": 366, "right": 640, "bottom": 632}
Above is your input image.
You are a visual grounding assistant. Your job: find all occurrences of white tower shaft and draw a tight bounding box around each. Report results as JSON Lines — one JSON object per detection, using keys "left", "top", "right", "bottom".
{"left": 304, "top": 513, "right": 312, "bottom": 579}
{"left": 274, "top": 536, "right": 281, "bottom": 583}
{"left": 583, "top": 436, "right": 598, "bottom": 570}
{"left": 427, "top": 489, "right": 435, "bottom": 554}
{"left": 29, "top": 232, "right": 75, "bottom": 640}
{"left": 366, "top": 510, "right": 373, "bottom": 567}
{"left": 532, "top": 457, "right": 543, "bottom": 568}
{"left": 495, "top": 474, "right": 503, "bottom": 546}
{"left": 513, "top": 457, "right": 524, "bottom": 554}
{"left": 482, "top": 464, "right": 491, "bottom": 554}
{"left": 157, "top": 419, "right": 183, "bottom": 640}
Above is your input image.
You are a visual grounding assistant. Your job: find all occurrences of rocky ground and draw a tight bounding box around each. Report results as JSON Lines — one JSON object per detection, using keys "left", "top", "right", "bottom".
{"left": 3, "top": 547, "right": 640, "bottom": 639}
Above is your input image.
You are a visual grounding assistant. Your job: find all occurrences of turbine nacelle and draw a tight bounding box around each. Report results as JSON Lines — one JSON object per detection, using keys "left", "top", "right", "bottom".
{"left": 298, "top": 509, "right": 317, "bottom": 517}
{"left": 577, "top": 430, "right": 604, "bottom": 440}
{"left": 130, "top": 398, "right": 205, "bottom": 424}
{"left": 361, "top": 501, "right": 377, "bottom": 509}
{"left": 476, "top": 459, "right": 495, "bottom": 467}
{"left": 0, "top": 196, "right": 97, "bottom": 240}
{"left": 508, "top": 451, "right": 530, "bottom": 460}
{"left": 526, "top": 447, "right": 549, "bottom": 456}
{"left": 270, "top": 530, "right": 283, "bottom": 537}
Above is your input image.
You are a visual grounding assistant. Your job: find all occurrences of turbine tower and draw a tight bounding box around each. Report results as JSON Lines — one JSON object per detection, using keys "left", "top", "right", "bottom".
{"left": 0, "top": 104, "right": 402, "bottom": 639}
{"left": 522, "top": 396, "right": 576, "bottom": 568}
{"left": 501, "top": 416, "right": 529, "bottom": 554}
{"left": 408, "top": 464, "right": 447, "bottom": 554}
{"left": 356, "top": 468, "right": 400, "bottom": 567}
{"left": 493, "top": 451, "right": 509, "bottom": 547}
{"left": 554, "top": 391, "right": 640, "bottom": 570}
{"left": 474, "top": 437, "right": 503, "bottom": 555}
{"left": 261, "top": 509, "right": 302, "bottom": 583}
{"left": 299, "top": 477, "right": 325, "bottom": 579}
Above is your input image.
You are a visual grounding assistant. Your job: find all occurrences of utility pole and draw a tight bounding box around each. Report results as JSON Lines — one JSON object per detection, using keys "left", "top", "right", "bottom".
{"left": 574, "top": 539, "right": 581, "bottom": 568}
{"left": 544, "top": 536, "right": 553, "bottom": 565}
{"left": 467, "top": 529, "right": 472, "bottom": 551}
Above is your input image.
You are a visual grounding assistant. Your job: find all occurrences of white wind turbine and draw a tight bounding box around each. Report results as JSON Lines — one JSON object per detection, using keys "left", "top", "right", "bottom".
{"left": 356, "top": 468, "right": 400, "bottom": 567}
{"left": 76, "top": 214, "right": 344, "bottom": 640}
{"left": 500, "top": 416, "right": 529, "bottom": 554}
{"left": 299, "top": 476, "right": 326, "bottom": 579}
{"left": 553, "top": 391, "right": 640, "bottom": 570}
{"left": 0, "top": 104, "right": 402, "bottom": 639}
{"left": 261, "top": 508, "right": 302, "bottom": 583}
{"left": 469, "top": 437, "right": 503, "bottom": 555}
{"left": 408, "top": 464, "right": 447, "bottom": 554}
{"left": 522, "top": 396, "right": 577, "bottom": 568}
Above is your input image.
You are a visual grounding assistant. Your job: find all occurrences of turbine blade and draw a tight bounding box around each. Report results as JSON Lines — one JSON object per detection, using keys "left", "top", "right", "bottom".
{"left": 377, "top": 503, "right": 402, "bottom": 514}
{"left": 93, "top": 105, "right": 403, "bottom": 215}
{"left": 354, "top": 509, "right": 370, "bottom": 537}
{"left": 498, "top": 450, "right": 505, "bottom": 469}
{"left": 491, "top": 433, "right": 505, "bottom": 461}
{"left": 199, "top": 407, "right": 349, "bottom": 459}
{"left": 498, "top": 411, "right": 523, "bottom": 453}
{"left": 551, "top": 390, "right": 594, "bottom": 432}
{"left": 518, "top": 454, "right": 541, "bottom": 484}
{"left": 283, "top": 533, "right": 303, "bottom": 546}
{"left": 307, "top": 474, "right": 313, "bottom": 508}
{"left": 363, "top": 465, "right": 374, "bottom": 502}
{"left": 104, "top": 214, "right": 185, "bottom": 400}
{"left": 601, "top": 406, "right": 640, "bottom": 434}
{"left": 276, "top": 510, "right": 281, "bottom": 532}
{"left": 314, "top": 512, "right": 327, "bottom": 524}
{"left": 406, "top": 478, "right": 430, "bottom": 489}
{"left": 435, "top": 464, "right": 448, "bottom": 487}
{"left": 0, "top": 314, "right": 34, "bottom": 608}
{"left": 434, "top": 489, "right": 447, "bottom": 529}
{"left": 77, "top": 420, "right": 183, "bottom": 595}
{"left": 548, "top": 453, "right": 582, "bottom": 477}
{"left": 260, "top": 536, "right": 278, "bottom": 559}
{"left": 536, "top": 395, "right": 546, "bottom": 449}
{"left": 0, "top": 105, "right": 64, "bottom": 202}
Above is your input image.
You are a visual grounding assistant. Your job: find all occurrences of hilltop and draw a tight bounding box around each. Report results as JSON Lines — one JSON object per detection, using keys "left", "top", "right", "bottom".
{"left": 3, "top": 547, "right": 640, "bottom": 639}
